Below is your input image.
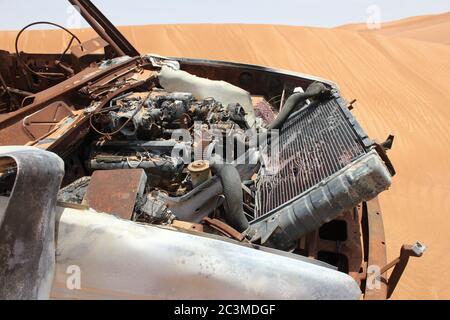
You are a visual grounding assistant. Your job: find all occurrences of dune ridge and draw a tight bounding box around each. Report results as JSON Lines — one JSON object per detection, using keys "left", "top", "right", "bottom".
{"left": 0, "top": 16, "right": 449, "bottom": 299}
{"left": 338, "top": 11, "right": 450, "bottom": 44}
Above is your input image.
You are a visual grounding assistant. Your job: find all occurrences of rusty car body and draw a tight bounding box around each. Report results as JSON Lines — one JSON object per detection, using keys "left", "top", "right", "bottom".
{"left": 0, "top": 0, "right": 424, "bottom": 300}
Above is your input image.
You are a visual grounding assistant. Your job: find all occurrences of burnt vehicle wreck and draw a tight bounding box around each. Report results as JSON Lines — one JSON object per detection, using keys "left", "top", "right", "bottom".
{"left": 0, "top": 0, "right": 425, "bottom": 300}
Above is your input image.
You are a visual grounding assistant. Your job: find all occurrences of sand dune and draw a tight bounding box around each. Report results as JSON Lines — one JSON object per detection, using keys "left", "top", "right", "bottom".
{"left": 1, "top": 18, "right": 450, "bottom": 299}
{"left": 339, "top": 11, "right": 450, "bottom": 44}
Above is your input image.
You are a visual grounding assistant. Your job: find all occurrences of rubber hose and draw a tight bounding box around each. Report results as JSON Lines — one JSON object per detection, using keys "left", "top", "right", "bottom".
{"left": 211, "top": 162, "right": 249, "bottom": 232}
{"left": 268, "top": 82, "right": 329, "bottom": 130}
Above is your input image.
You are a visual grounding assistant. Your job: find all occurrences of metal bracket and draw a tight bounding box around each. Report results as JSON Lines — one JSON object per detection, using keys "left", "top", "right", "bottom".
{"left": 380, "top": 241, "right": 426, "bottom": 299}
{"left": 381, "top": 134, "right": 395, "bottom": 151}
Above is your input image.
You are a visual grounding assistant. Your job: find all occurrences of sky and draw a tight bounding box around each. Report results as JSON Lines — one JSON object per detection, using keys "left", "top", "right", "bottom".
{"left": 0, "top": 0, "right": 449, "bottom": 30}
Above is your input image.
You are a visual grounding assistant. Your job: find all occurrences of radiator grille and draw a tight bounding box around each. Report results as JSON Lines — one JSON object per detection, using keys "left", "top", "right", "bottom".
{"left": 255, "top": 98, "right": 367, "bottom": 218}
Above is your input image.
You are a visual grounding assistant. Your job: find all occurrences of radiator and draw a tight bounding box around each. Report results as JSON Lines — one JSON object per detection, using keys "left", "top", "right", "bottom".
{"left": 250, "top": 93, "right": 393, "bottom": 249}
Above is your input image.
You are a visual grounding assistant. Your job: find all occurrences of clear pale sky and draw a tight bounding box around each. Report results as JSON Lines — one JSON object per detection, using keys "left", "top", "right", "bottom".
{"left": 0, "top": 0, "right": 449, "bottom": 30}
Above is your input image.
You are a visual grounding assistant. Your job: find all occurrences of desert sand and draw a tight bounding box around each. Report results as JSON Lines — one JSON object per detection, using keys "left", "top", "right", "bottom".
{"left": 0, "top": 13, "right": 449, "bottom": 299}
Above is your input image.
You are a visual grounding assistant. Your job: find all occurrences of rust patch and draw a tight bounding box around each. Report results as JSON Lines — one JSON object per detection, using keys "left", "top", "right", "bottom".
{"left": 83, "top": 169, "right": 147, "bottom": 220}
